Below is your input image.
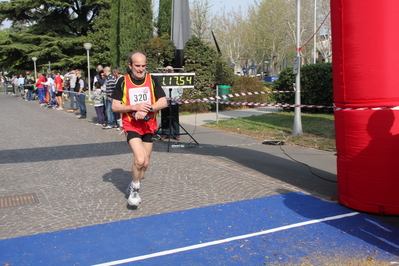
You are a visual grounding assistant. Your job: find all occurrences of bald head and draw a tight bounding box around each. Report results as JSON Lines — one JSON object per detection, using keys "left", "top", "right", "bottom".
{"left": 128, "top": 51, "right": 147, "bottom": 80}
{"left": 103, "top": 66, "right": 111, "bottom": 75}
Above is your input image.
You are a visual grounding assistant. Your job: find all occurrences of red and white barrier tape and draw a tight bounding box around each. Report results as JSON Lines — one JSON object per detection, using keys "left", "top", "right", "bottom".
{"left": 165, "top": 90, "right": 292, "bottom": 104}
{"left": 208, "top": 90, "right": 293, "bottom": 101}
{"left": 171, "top": 98, "right": 332, "bottom": 109}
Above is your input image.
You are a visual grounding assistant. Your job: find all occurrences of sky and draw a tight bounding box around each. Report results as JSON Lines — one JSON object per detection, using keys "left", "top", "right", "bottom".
{"left": 209, "top": 0, "right": 251, "bottom": 14}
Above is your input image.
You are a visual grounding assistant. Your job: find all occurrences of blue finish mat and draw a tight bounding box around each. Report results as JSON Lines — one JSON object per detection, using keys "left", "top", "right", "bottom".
{"left": 1, "top": 192, "right": 398, "bottom": 265}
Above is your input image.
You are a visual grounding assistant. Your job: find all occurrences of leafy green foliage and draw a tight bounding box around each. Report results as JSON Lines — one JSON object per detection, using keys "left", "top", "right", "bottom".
{"left": 215, "top": 56, "right": 235, "bottom": 88}
{"left": 87, "top": 7, "right": 111, "bottom": 67}
{"left": 157, "top": 0, "right": 172, "bottom": 37}
{"left": 0, "top": 0, "right": 106, "bottom": 36}
{"left": 184, "top": 36, "right": 218, "bottom": 98}
{"left": 0, "top": 0, "right": 110, "bottom": 72}
{"left": 111, "top": 0, "right": 153, "bottom": 68}
{"left": 182, "top": 36, "right": 218, "bottom": 113}
{"left": 0, "top": 29, "right": 88, "bottom": 71}
{"left": 181, "top": 36, "right": 239, "bottom": 113}
{"left": 229, "top": 76, "right": 270, "bottom": 109}
{"left": 144, "top": 35, "right": 175, "bottom": 72}
{"left": 110, "top": 0, "right": 121, "bottom": 67}
{"left": 272, "top": 63, "right": 333, "bottom": 113}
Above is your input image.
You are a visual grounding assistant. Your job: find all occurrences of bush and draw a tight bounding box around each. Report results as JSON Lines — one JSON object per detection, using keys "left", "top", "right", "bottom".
{"left": 227, "top": 76, "right": 272, "bottom": 110}
{"left": 180, "top": 36, "right": 236, "bottom": 113}
{"left": 179, "top": 91, "right": 213, "bottom": 113}
{"left": 272, "top": 63, "right": 333, "bottom": 113}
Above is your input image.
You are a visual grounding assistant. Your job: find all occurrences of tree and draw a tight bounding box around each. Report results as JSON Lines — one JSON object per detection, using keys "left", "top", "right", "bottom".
{"left": 184, "top": 36, "right": 218, "bottom": 98}
{"left": 110, "top": 0, "right": 153, "bottom": 68}
{"left": 144, "top": 35, "right": 175, "bottom": 72}
{"left": 210, "top": 0, "right": 331, "bottom": 75}
{"left": 0, "top": 0, "right": 110, "bottom": 71}
{"left": 249, "top": 0, "right": 295, "bottom": 76}
{"left": 182, "top": 36, "right": 235, "bottom": 112}
{"left": 110, "top": 0, "right": 121, "bottom": 68}
{"left": 190, "top": 0, "right": 213, "bottom": 43}
{"left": 157, "top": 0, "right": 172, "bottom": 37}
{"left": 0, "top": 0, "right": 106, "bottom": 36}
{"left": 87, "top": 7, "right": 112, "bottom": 67}
{"left": 212, "top": 7, "right": 250, "bottom": 74}
{"left": 316, "top": 34, "right": 332, "bottom": 63}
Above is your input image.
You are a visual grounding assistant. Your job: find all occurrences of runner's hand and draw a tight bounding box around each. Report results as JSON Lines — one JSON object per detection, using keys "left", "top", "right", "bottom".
{"left": 135, "top": 102, "right": 151, "bottom": 113}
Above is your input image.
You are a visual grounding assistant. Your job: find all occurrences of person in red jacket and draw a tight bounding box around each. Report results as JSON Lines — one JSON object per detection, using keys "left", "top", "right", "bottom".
{"left": 54, "top": 71, "right": 64, "bottom": 110}
{"left": 36, "top": 73, "right": 47, "bottom": 105}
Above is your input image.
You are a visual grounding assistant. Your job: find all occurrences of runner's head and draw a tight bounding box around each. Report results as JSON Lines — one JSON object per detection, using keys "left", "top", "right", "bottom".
{"left": 128, "top": 51, "right": 147, "bottom": 80}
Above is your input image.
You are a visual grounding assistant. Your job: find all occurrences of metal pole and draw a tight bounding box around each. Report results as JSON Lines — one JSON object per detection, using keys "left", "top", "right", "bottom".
{"left": 83, "top": 43, "right": 92, "bottom": 96}
{"left": 216, "top": 85, "right": 219, "bottom": 124}
{"left": 292, "top": 0, "right": 303, "bottom": 135}
{"left": 86, "top": 49, "right": 91, "bottom": 96}
{"left": 314, "top": 0, "right": 317, "bottom": 64}
{"left": 32, "top": 57, "right": 38, "bottom": 81}
{"left": 33, "top": 61, "right": 37, "bottom": 81}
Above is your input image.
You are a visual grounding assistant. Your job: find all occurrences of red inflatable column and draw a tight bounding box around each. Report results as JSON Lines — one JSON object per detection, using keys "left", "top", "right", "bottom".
{"left": 331, "top": 0, "right": 399, "bottom": 215}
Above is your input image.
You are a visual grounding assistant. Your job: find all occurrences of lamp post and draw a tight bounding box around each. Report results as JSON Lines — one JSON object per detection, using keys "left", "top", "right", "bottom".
{"left": 292, "top": 0, "right": 303, "bottom": 135}
{"left": 83, "top": 43, "right": 92, "bottom": 95}
{"left": 313, "top": 0, "right": 317, "bottom": 64}
{"left": 31, "top": 57, "right": 37, "bottom": 81}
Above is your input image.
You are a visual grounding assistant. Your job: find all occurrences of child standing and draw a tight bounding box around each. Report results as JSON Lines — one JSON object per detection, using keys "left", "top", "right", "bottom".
{"left": 90, "top": 82, "right": 105, "bottom": 126}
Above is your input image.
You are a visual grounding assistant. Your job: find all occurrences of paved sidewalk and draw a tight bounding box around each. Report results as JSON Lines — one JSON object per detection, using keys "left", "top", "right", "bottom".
{"left": 0, "top": 93, "right": 397, "bottom": 244}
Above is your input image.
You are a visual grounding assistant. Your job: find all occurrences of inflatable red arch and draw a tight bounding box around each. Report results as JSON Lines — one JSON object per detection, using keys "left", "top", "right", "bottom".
{"left": 331, "top": 1, "right": 399, "bottom": 215}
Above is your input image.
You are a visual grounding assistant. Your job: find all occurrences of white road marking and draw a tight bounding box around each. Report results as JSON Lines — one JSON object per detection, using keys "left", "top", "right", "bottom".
{"left": 93, "top": 212, "right": 359, "bottom": 266}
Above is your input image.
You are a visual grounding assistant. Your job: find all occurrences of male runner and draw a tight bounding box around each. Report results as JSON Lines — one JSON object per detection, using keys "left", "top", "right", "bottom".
{"left": 112, "top": 51, "right": 167, "bottom": 207}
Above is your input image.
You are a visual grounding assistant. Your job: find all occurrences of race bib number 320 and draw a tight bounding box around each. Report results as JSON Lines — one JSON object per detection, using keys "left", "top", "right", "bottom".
{"left": 128, "top": 87, "right": 151, "bottom": 104}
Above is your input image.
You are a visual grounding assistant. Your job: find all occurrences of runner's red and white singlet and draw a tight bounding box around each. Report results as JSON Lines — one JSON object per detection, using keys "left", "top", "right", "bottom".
{"left": 121, "top": 73, "right": 157, "bottom": 135}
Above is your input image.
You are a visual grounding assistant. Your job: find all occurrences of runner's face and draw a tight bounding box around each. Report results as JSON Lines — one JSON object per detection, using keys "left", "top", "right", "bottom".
{"left": 129, "top": 54, "right": 147, "bottom": 80}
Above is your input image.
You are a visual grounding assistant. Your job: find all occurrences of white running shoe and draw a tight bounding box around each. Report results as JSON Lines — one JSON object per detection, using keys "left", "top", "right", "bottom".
{"left": 125, "top": 182, "right": 133, "bottom": 195}
{"left": 128, "top": 189, "right": 142, "bottom": 206}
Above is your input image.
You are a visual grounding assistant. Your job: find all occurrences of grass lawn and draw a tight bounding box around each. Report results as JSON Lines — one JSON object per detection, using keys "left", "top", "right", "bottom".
{"left": 204, "top": 112, "right": 336, "bottom": 151}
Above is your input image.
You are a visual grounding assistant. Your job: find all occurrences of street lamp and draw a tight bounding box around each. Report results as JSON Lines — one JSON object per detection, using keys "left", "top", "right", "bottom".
{"left": 292, "top": 0, "right": 303, "bottom": 135}
{"left": 83, "top": 43, "right": 92, "bottom": 95}
{"left": 31, "top": 57, "right": 37, "bottom": 81}
{"left": 314, "top": 0, "right": 317, "bottom": 64}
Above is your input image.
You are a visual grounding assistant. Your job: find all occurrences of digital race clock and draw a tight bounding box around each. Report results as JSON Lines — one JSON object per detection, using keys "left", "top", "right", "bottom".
{"left": 151, "top": 73, "right": 195, "bottom": 88}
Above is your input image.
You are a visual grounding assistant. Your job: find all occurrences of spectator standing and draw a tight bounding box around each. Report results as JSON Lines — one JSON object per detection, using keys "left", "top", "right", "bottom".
{"left": 18, "top": 74, "right": 25, "bottom": 97}
{"left": 160, "top": 66, "right": 183, "bottom": 140}
{"left": 11, "top": 75, "right": 19, "bottom": 96}
{"left": 113, "top": 67, "right": 124, "bottom": 130}
{"left": 64, "top": 69, "right": 78, "bottom": 113}
{"left": 26, "top": 77, "right": 35, "bottom": 101}
{"left": 36, "top": 73, "right": 47, "bottom": 105}
{"left": 54, "top": 71, "right": 64, "bottom": 110}
{"left": 93, "top": 65, "right": 105, "bottom": 88}
{"left": 45, "top": 74, "right": 56, "bottom": 107}
{"left": 113, "top": 67, "right": 123, "bottom": 81}
{"left": 0, "top": 76, "right": 5, "bottom": 93}
{"left": 90, "top": 82, "right": 105, "bottom": 125}
{"left": 102, "top": 66, "right": 118, "bottom": 129}
{"left": 75, "top": 70, "right": 87, "bottom": 119}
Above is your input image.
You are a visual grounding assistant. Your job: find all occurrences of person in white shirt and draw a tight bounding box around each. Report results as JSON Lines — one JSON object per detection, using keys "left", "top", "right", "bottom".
{"left": 45, "top": 74, "right": 56, "bottom": 107}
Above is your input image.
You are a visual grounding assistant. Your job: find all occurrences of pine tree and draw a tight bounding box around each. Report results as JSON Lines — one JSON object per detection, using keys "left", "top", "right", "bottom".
{"left": 110, "top": 0, "right": 121, "bottom": 67}
{"left": 0, "top": 0, "right": 109, "bottom": 71}
{"left": 111, "top": 0, "right": 153, "bottom": 68}
{"left": 157, "top": 0, "right": 172, "bottom": 37}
